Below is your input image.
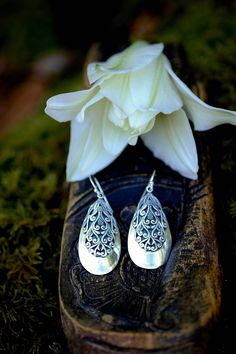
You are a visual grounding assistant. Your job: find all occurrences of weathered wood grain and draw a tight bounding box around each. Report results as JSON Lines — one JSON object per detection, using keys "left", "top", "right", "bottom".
{"left": 59, "top": 136, "right": 221, "bottom": 353}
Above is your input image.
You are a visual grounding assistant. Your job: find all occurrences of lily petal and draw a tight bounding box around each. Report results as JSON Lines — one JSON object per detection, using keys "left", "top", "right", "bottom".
{"left": 103, "top": 113, "right": 129, "bottom": 156}
{"left": 87, "top": 63, "right": 112, "bottom": 85}
{"left": 45, "top": 86, "right": 99, "bottom": 122}
{"left": 165, "top": 56, "right": 236, "bottom": 130}
{"left": 67, "top": 107, "right": 118, "bottom": 181}
{"left": 128, "top": 110, "right": 156, "bottom": 129}
{"left": 130, "top": 56, "right": 182, "bottom": 114}
{"left": 87, "top": 41, "right": 164, "bottom": 83}
{"left": 75, "top": 90, "right": 103, "bottom": 122}
{"left": 100, "top": 74, "right": 137, "bottom": 115}
{"left": 108, "top": 103, "right": 127, "bottom": 128}
{"left": 141, "top": 109, "right": 198, "bottom": 179}
{"left": 128, "top": 117, "right": 156, "bottom": 145}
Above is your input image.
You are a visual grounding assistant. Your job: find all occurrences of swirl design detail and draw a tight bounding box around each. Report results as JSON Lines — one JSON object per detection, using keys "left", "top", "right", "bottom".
{"left": 82, "top": 199, "right": 118, "bottom": 257}
{"left": 132, "top": 192, "right": 168, "bottom": 252}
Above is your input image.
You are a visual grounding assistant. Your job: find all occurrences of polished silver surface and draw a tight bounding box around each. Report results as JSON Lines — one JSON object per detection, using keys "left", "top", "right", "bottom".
{"left": 128, "top": 171, "right": 172, "bottom": 269}
{"left": 78, "top": 176, "right": 121, "bottom": 275}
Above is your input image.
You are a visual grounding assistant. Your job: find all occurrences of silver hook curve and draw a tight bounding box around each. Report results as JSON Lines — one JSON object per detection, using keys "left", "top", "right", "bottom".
{"left": 146, "top": 170, "right": 156, "bottom": 193}
{"left": 89, "top": 176, "right": 111, "bottom": 208}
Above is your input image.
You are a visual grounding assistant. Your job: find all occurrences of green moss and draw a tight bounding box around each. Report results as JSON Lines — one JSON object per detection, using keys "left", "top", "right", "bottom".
{"left": 0, "top": 106, "right": 70, "bottom": 352}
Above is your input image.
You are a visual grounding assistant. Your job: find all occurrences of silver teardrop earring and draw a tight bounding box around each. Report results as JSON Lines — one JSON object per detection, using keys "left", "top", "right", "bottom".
{"left": 78, "top": 176, "right": 121, "bottom": 275}
{"left": 128, "top": 170, "right": 172, "bottom": 269}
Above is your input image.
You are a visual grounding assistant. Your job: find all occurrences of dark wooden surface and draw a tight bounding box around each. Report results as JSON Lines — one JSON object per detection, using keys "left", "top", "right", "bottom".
{"left": 59, "top": 137, "right": 221, "bottom": 353}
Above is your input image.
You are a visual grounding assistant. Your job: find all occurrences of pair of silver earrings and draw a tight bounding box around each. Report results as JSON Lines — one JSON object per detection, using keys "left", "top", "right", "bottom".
{"left": 78, "top": 171, "right": 172, "bottom": 275}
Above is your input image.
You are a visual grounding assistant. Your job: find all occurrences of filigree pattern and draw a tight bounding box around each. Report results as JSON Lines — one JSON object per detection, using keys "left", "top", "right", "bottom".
{"left": 82, "top": 199, "right": 118, "bottom": 257}
{"left": 132, "top": 192, "right": 168, "bottom": 252}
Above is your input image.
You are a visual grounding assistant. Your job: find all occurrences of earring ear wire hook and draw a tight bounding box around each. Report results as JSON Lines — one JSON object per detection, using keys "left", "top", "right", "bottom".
{"left": 146, "top": 170, "right": 156, "bottom": 193}
{"left": 89, "top": 175, "right": 111, "bottom": 208}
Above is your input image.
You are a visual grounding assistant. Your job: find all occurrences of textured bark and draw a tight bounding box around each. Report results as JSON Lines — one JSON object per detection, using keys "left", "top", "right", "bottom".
{"left": 59, "top": 137, "right": 221, "bottom": 353}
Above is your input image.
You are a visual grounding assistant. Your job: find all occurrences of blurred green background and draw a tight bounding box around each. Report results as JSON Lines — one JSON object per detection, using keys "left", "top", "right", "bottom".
{"left": 0, "top": 0, "right": 235, "bottom": 353}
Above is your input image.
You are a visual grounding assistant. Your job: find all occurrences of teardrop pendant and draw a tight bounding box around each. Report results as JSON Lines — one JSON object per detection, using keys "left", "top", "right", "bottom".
{"left": 128, "top": 171, "right": 172, "bottom": 269}
{"left": 78, "top": 176, "right": 121, "bottom": 275}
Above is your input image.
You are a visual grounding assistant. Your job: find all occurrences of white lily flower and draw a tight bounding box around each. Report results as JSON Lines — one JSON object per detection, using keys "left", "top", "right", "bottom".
{"left": 45, "top": 41, "right": 236, "bottom": 181}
